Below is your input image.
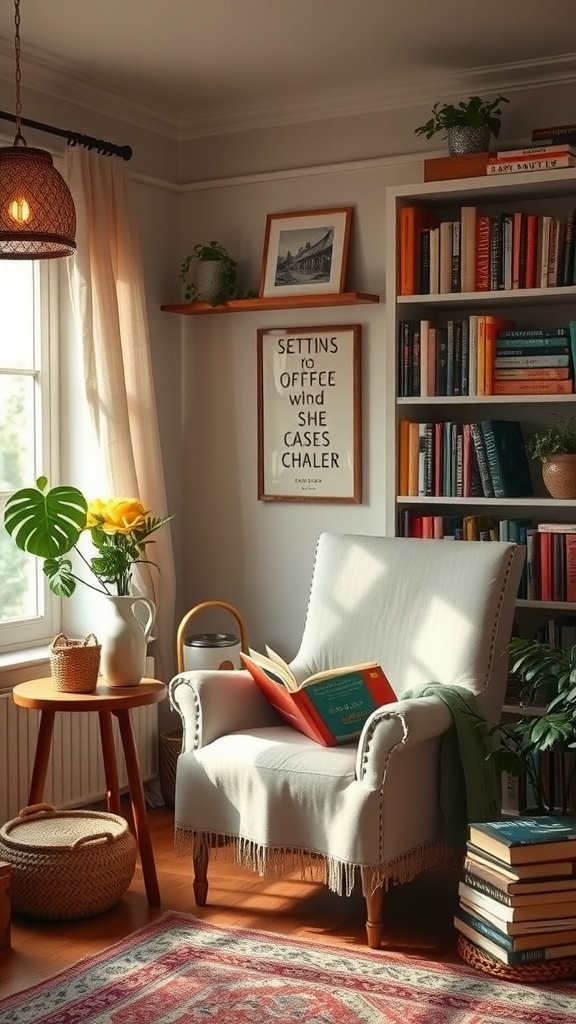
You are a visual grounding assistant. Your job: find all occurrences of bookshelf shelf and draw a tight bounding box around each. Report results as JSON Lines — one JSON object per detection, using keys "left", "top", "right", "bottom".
{"left": 386, "top": 167, "right": 576, "bottom": 650}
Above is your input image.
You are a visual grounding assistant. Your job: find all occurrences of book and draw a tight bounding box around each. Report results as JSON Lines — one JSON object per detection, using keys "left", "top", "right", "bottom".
{"left": 475, "top": 214, "right": 491, "bottom": 291}
{"left": 240, "top": 649, "right": 396, "bottom": 747}
{"left": 460, "top": 206, "right": 476, "bottom": 292}
{"left": 484, "top": 315, "right": 513, "bottom": 394}
{"left": 496, "top": 145, "right": 576, "bottom": 159}
{"left": 479, "top": 420, "right": 532, "bottom": 498}
{"left": 399, "top": 206, "right": 431, "bottom": 295}
{"left": 494, "top": 354, "right": 570, "bottom": 368}
{"left": 460, "top": 897, "right": 576, "bottom": 936}
{"left": 493, "top": 380, "right": 573, "bottom": 395}
{"left": 566, "top": 534, "right": 576, "bottom": 603}
{"left": 498, "top": 328, "right": 569, "bottom": 340}
{"left": 532, "top": 123, "right": 576, "bottom": 140}
{"left": 454, "top": 910, "right": 576, "bottom": 964}
{"left": 487, "top": 156, "right": 576, "bottom": 174}
{"left": 463, "top": 859, "right": 576, "bottom": 899}
{"left": 439, "top": 219, "right": 453, "bottom": 294}
{"left": 468, "top": 816, "right": 576, "bottom": 865}
{"left": 466, "top": 843, "right": 576, "bottom": 880}
{"left": 458, "top": 881, "right": 576, "bottom": 922}
{"left": 569, "top": 321, "right": 576, "bottom": 375}
{"left": 494, "top": 368, "right": 571, "bottom": 380}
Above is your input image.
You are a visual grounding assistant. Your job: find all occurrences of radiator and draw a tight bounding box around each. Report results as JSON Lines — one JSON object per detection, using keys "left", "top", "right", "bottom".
{"left": 0, "top": 691, "right": 158, "bottom": 825}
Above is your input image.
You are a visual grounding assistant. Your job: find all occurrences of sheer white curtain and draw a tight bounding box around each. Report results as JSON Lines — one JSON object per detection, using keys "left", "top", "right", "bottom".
{"left": 65, "top": 147, "right": 176, "bottom": 683}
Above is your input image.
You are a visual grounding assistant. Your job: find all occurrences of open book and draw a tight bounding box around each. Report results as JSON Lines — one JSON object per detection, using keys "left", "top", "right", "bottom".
{"left": 240, "top": 646, "right": 396, "bottom": 746}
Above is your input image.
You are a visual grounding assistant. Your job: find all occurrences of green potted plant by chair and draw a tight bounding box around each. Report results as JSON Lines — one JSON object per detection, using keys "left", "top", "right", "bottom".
{"left": 414, "top": 94, "right": 509, "bottom": 155}
{"left": 486, "top": 635, "right": 576, "bottom": 814}
{"left": 527, "top": 415, "right": 576, "bottom": 499}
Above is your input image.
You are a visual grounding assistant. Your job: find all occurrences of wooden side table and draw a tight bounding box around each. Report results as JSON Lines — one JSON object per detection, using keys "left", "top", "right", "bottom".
{"left": 12, "top": 678, "right": 166, "bottom": 907}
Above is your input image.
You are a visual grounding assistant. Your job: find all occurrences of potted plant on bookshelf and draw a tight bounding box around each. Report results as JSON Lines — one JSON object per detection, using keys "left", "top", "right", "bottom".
{"left": 486, "top": 635, "right": 576, "bottom": 814}
{"left": 414, "top": 95, "right": 509, "bottom": 155}
{"left": 527, "top": 416, "right": 576, "bottom": 499}
{"left": 179, "top": 241, "right": 257, "bottom": 306}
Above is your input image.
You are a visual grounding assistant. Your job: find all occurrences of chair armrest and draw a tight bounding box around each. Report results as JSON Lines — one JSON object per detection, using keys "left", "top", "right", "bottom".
{"left": 169, "top": 670, "right": 279, "bottom": 750}
{"left": 356, "top": 695, "right": 454, "bottom": 786}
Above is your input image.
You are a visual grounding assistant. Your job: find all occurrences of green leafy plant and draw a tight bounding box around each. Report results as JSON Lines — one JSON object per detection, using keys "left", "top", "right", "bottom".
{"left": 414, "top": 94, "right": 509, "bottom": 141}
{"left": 179, "top": 241, "right": 256, "bottom": 305}
{"left": 3, "top": 477, "right": 172, "bottom": 598}
{"left": 527, "top": 416, "right": 576, "bottom": 461}
{"left": 485, "top": 636, "right": 576, "bottom": 814}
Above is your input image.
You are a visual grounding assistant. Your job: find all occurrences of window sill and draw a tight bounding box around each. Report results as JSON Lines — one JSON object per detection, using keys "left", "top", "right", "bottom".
{"left": 0, "top": 646, "right": 50, "bottom": 688}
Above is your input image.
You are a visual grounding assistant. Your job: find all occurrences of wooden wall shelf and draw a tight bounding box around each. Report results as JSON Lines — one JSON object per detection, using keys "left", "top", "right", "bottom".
{"left": 161, "top": 292, "right": 380, "bottom": 316}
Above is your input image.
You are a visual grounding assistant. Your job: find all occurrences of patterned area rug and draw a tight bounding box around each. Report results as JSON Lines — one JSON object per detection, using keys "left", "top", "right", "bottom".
{"left": 2, "top": 910, "right": 576, "bottom": 1023}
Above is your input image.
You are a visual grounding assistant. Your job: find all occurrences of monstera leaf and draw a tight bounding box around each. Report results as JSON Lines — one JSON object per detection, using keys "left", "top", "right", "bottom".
{"left": 4, "top": 477, "right": 87, "bottom": 559}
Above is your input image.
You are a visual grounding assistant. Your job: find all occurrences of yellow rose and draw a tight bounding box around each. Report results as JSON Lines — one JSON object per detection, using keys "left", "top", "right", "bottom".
{"left": 87, "top": 497, "right": 148, "bottom": 535}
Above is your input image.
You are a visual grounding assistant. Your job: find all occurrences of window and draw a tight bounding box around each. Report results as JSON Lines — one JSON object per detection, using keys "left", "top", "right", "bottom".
{"left": 0, "top": 261, "right": 59, "bottom": 652}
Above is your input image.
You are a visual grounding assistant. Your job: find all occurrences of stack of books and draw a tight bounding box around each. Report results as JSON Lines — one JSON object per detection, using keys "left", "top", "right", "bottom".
{"left": 455, "top": 816, "right": 576, "bottom": 965}
{"left": 494, "top": 326, "right": 574, "bottom": 396}
{"left": 487, "top": 145, "right": 576, "bottom": 175}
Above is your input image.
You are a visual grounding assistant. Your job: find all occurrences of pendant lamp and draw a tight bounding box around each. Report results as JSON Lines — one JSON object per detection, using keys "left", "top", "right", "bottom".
{"left": 0, "top": 0, "right": 76, "bottom": 259}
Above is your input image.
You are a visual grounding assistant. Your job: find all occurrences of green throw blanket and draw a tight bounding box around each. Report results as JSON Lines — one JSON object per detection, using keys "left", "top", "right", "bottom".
{"left": 403, "top": 683, "right": 501, "bottom": 845}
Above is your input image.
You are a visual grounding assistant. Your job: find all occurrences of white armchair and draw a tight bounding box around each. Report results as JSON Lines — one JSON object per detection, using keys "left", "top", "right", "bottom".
{"left": 169, "top": 532, "right": 524, "bottom": 946}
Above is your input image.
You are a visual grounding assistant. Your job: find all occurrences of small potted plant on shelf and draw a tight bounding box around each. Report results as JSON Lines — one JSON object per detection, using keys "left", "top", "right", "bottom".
{"left": 527, "top": 415, "right": 576, "bottom": 499}
{"left": 486, "top": 635, "right": 576, "bottom": 814}
{"left": 414, "top": 94, "right": 509, "bottom": 155}
{"left": 179, "top": 241, "right": 256, "bottom": 306}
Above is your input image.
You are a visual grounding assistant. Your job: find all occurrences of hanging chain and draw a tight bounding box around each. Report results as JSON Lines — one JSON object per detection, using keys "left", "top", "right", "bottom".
{"left": 13, "top": 0, "right": 26, "bottom": 146}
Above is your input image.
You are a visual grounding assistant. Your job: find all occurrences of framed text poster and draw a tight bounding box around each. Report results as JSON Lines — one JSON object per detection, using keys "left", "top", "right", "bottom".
{"left": 257, "top": 324, "right": 362, "bottom": 503}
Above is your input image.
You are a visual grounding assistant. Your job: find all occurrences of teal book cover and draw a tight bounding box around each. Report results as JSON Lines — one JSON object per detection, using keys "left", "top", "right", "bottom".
{"left": 470, "top": 817, "right": 576, "bottom": 847}
{"left": 303, "top": 672, "right": 381, "bottom": 741}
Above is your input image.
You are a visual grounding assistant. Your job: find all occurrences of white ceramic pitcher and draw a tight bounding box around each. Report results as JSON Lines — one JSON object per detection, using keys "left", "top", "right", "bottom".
{"left": 99, "top": 595, "right": 156, "bottom": 687}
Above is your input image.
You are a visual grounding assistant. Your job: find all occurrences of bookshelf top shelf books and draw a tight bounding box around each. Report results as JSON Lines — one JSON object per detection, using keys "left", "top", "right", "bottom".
{"left": 388, "top": 166, "right": 576, "bottom": 207}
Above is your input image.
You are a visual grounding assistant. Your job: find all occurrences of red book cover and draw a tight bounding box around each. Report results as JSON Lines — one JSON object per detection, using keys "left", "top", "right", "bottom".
{"left": 399, "top": 206, "right": 431, "bottom": 295}
{"left": 240, "top": 653, "right": 396, "bottom": 746}
{"left": 494, "top": 379, "right": 573, "bottom": 395}
{"left": 525, "top": 215, "right": 538, "bottom": 289}
{"left": 566, "top": 534, "right": 576, "bottom": 602}
{"left": 475, "top": 214, "right": 491, "bottom": 291}
{"left": 539, "top": 531, "right": 553, "bottom": 601}
{"left": 422, "top": 516, "right": 434, "bottom": 539}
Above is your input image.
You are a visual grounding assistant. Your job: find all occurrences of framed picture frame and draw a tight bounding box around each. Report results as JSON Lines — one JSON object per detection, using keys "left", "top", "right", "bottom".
{"left": 257, "top": 324, "right": 362, "bottom": 503}
{"left": 259, "top": 207, "right": 353, "bottom": 298}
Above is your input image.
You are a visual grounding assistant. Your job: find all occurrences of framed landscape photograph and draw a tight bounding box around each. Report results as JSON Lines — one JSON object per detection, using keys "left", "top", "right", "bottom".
{"left": 257, "top": 324, "right": 362, "bottom": 503}
{"left": 259, "top": 207, "right": 353, "bottom": 298}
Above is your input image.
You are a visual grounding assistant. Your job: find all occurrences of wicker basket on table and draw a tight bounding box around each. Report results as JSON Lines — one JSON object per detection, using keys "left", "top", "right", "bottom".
{"left": 50, "top": 632, "right": 101, "bottom": 693}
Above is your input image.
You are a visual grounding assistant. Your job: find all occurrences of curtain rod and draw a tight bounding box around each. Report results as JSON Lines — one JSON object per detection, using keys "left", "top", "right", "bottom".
{"left": 0, "top": 109, "right": 133, "bottom": 161}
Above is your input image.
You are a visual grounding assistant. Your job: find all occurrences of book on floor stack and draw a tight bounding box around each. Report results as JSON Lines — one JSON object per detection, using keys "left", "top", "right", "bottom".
{"left": 455, "top": 816, "right": 576, "bottom": 965}
{"left": 494, "top": 327, "right": 574, "bottom": 396}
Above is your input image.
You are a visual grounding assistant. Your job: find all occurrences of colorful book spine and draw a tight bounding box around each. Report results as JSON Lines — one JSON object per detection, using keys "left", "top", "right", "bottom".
{"left": 494, "top": 380, "right": 573, "bottom": 395}
{"left": 487, "top": 155, "right": 576, "bottom": 173}
{"left": 497, "top": 144, "right": 576, "bottom": 158}
{"left": 495, "top": 354, "right": 570, "bottom": 368}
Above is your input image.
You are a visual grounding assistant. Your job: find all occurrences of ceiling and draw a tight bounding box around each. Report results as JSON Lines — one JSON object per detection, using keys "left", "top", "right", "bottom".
{"left": 0, "top": 0, "right": 574, "bottom": 137}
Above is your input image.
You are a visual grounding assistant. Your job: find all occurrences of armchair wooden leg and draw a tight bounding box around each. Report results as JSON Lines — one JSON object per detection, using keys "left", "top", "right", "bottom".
{"left": 365, "top": 888, "right": 384, "bottom": 949}
{"left": 193, "top": 854, "right": 209, "bottom": 906}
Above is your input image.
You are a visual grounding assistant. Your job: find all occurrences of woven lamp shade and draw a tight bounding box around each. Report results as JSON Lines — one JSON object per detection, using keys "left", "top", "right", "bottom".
{"left": 0, "top": 146, "right": 76, "bottom": 258}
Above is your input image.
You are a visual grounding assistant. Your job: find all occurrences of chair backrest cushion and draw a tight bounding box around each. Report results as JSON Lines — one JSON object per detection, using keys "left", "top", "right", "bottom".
{"left": 288, "top": 533, "right": 523, "bottom": 722}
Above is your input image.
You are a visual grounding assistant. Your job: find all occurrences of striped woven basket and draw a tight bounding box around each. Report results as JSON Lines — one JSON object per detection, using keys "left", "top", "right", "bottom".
{"left": 50, "top": 632, "right": 101, "bottom": 693}
{"left": 0, "top": 805, "right": 136, "bottom": 919}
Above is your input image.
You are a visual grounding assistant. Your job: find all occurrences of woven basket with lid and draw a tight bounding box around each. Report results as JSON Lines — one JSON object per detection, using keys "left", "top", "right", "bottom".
{"left": 0, "top": 804, "right": 136, "bottom": 919}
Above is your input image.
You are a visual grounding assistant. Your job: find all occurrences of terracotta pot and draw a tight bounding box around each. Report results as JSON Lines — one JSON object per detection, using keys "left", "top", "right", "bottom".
{"left": 541, "top": 454, "right": 576, "bottom": 499}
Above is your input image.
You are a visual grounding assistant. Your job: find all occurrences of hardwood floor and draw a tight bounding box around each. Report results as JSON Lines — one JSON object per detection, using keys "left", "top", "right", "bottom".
{"left": 0, "top": 803, "right": 462, "bottom": 1000}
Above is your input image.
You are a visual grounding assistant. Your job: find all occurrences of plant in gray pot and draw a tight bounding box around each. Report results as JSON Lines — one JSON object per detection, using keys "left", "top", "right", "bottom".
{"left": 527, "top": 416, "right": 576, "bottom": 500}
{"left": 484, "top": 635, "right": 576, "bottom": 814}
{"left": 180, "top": 241, "right": 238, "bottom": 305}
{"left": 414, "top": 94, "right": 509, "bottom": 155}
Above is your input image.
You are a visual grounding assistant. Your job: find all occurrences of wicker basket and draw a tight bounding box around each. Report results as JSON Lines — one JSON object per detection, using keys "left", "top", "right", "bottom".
{"left": 159, "top": 728, "right": 183, "bottom": 807}
{"left": 457, "top": 932, "right": 576, "bottom": 982}
{"left": 0, "top": 804, "right": 137, "bottom": 920}
{"left": 50, "top": 632, "right": 101, "bottom": 693}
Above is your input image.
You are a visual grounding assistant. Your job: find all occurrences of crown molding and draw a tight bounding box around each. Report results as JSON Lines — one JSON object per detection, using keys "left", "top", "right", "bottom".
{"left": 0, "top": 38, "right": 574, "bottom": 144}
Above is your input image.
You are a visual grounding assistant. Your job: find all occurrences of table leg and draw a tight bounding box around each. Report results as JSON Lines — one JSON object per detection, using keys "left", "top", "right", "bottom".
{"left": 98, "top": 711, "right": 121, "bottom": 815}
{"left": 114, "top": 708, "right": 160, "bottom": 907}
{"left": 28, "top": 710, "right": 56, "bottom": 805}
